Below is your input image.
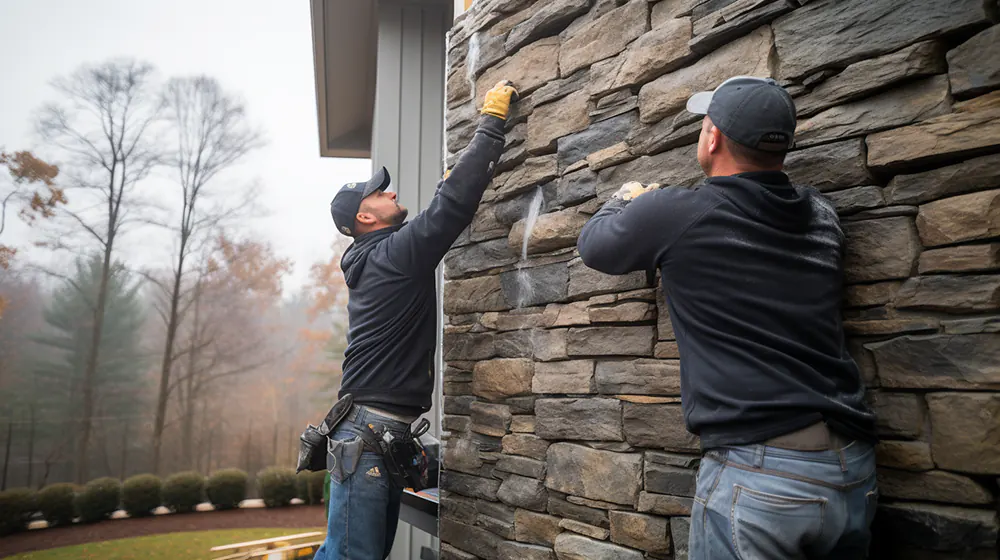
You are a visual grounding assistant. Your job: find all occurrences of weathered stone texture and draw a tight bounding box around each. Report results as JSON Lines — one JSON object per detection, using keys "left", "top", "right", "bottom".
{"left": 559, "top": 518, "right": 610, "bottom": 540}
{"left": 796, "top": 40, "right": 946, "bottom": 118}
{"left": 869, "top": 391, "right": 926, "bottom": 439}
{"left": 505, "top": 0, "right": 590, "bottom": 52}
{"left": 503, "top": 433, "right": 551, "bottom": 460}
{"left": 867, "top": 91, "right": 1000, "bottom": 172}
{"left": 498, "top": 542, "right": 555, "bottom": 560}
{"left": 474, "top": 359, "right": 534, "bottom": 400}
{"left": 916, "top": 189, "right": 1000, "bottom": 248}
{"left": 567, "top": 326, "right": 655, "bottom": 357}
{"left": 558, "top": 0, "right": 649, "bottom": 76}
{"left": 639, "top": 26, "right": 773, "bottom": 124}
{"left": 636, "top": 492, "right": 693, "bottom": 516}
{"left": 783, "top": 139, "right": 874, "bottom": 192}
{"left": 876, "top": 503, "right": 999, "bottom": 552}
{"left": 534, "top": 398, "right": 624, "bottom": 441}
{"left": 532, "top": 360, "right": 595, "bottom": 395}
{"left": 876, "top": 441, "right": 935, "bottom": 472}
{"left": 595, "top": 359, "right": 682, "bottom": 395}
{"left": 498, "top": 474, "right": 549, "bottom": 512}
{"left": 877, "top": 469, "right": 993, "bottom": 505}
{"left": 609, "top": 511, "right": 671, "bottom": 554}
{"left": 471, "top": 401, "right": 513, "bottom": 437}
{"left": 509, "top": 208, "right": 590, "bottom": 256}
{"left": 515, "top": 508, "right": 562, "bottom": 546}
{"left": 948, "top": 25, "right": 1000, "bottom": 98}
{"left": 928, "top": 393, "right": 1000, "bottom": 474}
{"left": 885, "top": 153, "right": 1000, "bottom": 206}
{"left": 526, "top": 91, "right": 591, "bottom": 155}
{"left": 772, "top": 0, "right": 988, "bottom": 80}
{"left": 843, "top": 217, "right": 920, "bottom": 283}
{"left": 919, "top": 244, "right": 1000, "bottom": 274}
{"left": 544, "top": 443, "right": 642, "bottom": 506}
{"left": 554, "top": 533, "right": 644, "bottom": 560}
{"left": 895, "top": 276, "right": 1000, "bottom": 314}
{"left": 476, "top": 37, "right": 560, "bottom": 98}
{"left": 795, "top": 75, "right": 952, "bottom": 149}
{"left": 623, "top": 403, "right": 700, "bottom": 451}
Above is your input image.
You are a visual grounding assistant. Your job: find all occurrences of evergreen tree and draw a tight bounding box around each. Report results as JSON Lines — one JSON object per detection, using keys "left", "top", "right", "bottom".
{"left": 29, "top": 254, "right": 146, "bottom": 480}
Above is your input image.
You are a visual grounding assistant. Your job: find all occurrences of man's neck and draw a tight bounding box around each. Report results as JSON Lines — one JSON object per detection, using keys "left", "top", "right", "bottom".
{"left": 707, "top": 163, "right": 783, "bottom": 177}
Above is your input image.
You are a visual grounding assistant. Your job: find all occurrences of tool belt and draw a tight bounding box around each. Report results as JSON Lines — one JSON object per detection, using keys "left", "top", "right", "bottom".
{"left": 347, "top": 412, "right": 432, "bottom": 491}
{"left": 296, "top": 396, "right": 432, "bottom": 491}
{"left": 296, "top": 394, "right": 355, "bottom": 473}
{"left": 764, "top": 422, "right": 853, "bottom": 451}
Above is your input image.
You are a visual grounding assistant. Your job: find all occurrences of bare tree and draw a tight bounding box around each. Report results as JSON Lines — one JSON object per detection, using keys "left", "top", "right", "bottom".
{"left": 149, "top": 76, "right": 263, "bottom": 473}
{"left": 35, "top": 59, "right": 161, "bottom": 482}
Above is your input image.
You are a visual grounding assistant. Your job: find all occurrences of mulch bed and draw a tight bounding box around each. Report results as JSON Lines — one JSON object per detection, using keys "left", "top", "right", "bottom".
{"left": 0, "top": 504, "right": 327, "bottom": 557}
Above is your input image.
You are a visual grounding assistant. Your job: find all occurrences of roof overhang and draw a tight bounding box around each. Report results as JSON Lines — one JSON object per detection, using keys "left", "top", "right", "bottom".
{"left": 310, "top": 0, "right": 379, "bottom": 158}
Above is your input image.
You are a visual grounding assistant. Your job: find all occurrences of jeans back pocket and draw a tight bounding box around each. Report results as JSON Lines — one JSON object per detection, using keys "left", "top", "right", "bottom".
{"left": 731, "top": 485, "right": 826, "bottom": 560}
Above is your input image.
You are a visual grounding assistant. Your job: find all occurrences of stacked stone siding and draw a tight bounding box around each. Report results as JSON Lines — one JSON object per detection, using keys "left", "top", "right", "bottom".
{"left": 441, "top": 1, "right": 1000, "bottom": 558}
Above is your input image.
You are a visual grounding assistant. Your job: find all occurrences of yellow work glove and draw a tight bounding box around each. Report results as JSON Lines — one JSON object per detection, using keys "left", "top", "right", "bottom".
{"left": 612, "top": 181, "right": 660, "bottom": 202}
{"left": 481, "top": 80, "right": 519, "bottom": 120}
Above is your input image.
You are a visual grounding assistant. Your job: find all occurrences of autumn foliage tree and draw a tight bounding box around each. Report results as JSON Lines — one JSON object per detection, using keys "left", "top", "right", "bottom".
{"left": 149, "top": 76, "right": 264, "bottom": 473}
{"left": 0, "top": 150, "right": 63, "bottom": 316}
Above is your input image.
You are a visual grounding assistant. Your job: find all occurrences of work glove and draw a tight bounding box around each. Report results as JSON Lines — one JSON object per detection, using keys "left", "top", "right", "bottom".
{"left": 481, "top": 80, "right": 520, "bottom": 120}
{"left": 611, "top": 181, "right": 661, "bottom": 202}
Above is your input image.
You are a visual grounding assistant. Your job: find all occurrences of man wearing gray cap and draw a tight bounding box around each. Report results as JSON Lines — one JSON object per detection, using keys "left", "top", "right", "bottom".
{"left": 578, "top": 77, "right": 878, "bottom": 558}
{"left": 310, "top": 80, "right": 518, "bottom": 560}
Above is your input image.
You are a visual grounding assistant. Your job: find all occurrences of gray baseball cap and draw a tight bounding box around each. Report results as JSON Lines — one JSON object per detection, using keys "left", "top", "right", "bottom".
{"left": 686, "top": 76, "right": 796, "bottom": 152}
{"left": 330, "top": 166, "right": 391, "bottom": 237}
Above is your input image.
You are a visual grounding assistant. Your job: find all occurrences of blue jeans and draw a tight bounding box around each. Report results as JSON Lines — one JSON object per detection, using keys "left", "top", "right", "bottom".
{"left": 313, "top": 409, "right": 407, "bottom": 560}
{"left": 690, "top": 441, "right": 878, "bottom": 559}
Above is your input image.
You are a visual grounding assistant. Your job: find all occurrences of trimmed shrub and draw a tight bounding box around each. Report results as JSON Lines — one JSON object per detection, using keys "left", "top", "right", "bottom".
{"left": 308, "top": 471, "right": 327, "bottom": 505}
{"left": 37, "top": 483, "right": 76, "bottom": 526}
{"left": 74, "top": 477, "right": 120, "bottom": 523}
{"left": 162, "top": 471, "right": 205, "bottom": 514}
{"left": 122, "top": 474, "right": 162, "bottom": 517}
{"left": 207, "top": 469, "right": 247, "bottom": 510}
{"left": 0, "top": 487, "right": 37, "bottom": 535}
{"left": 257, "top": 467, "right": 296, "bottom": 508}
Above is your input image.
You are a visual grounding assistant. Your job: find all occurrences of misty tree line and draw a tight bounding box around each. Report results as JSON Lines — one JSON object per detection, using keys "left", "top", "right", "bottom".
{"left": 0, "top": 59, "right": 350, "bottom": 490}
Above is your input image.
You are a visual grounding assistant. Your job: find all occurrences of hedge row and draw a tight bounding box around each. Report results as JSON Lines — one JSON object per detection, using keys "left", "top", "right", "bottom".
{"left": 0, "top": 467, "right": 324, "bottom": 534}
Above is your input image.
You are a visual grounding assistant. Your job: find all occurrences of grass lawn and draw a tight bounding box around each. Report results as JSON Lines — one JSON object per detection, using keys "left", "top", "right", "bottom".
{"left": 5, "top": 527, "right": 327, "bottom": 560}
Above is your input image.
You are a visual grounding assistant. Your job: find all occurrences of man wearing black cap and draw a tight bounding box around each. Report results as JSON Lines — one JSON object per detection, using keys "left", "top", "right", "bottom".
{"left": 577, "top": 76, "right": 878, "bottom": 558}
{"left": 311, "top": 80, "right": 518, "bottom": 560}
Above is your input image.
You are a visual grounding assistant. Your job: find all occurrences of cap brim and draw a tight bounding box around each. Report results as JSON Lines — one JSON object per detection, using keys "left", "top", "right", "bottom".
{"left": 362, "top": 166, "right": 391, "bottom": 197}
{"left": 686, "top": 91, "right": 713, "bottom": 115}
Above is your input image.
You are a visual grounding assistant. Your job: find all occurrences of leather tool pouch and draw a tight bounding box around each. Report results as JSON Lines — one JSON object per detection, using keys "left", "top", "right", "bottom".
{"left": 295, "top": 394, "right": 354, "bottom": 473}
{"left": 326, "top": 434, "right": 364, "bottom": 484}
{"left": 354, "top": 418, "right": 432, "bottom": 491}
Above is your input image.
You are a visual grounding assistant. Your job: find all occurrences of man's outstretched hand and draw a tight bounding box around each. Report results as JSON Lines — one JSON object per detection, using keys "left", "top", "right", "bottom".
{"left": 481, "top": 80, "right": 519, "bottom": 120}
{"left": 611, "top": 181, "right": 661, "bottom": 202}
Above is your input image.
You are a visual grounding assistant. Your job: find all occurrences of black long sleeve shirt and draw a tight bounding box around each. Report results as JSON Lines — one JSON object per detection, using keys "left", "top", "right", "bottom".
{"left": 337, "top": 115, "right": 506, "bottom": 416}
{"left": 578, "top": 171, "right": 876, "bottom": 449}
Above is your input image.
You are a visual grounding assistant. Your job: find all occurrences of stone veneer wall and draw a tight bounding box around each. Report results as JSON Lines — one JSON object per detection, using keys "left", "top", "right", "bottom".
{"left": 439, "top": 0, "right": 1000, "bottom": 558}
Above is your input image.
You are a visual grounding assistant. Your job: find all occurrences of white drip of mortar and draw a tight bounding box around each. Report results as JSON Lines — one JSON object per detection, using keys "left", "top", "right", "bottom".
{"left": 514, "top": 186, "right": 545, "bottom": 309}
{"left": 466, "top": 31, "right": 480, "bottom": 101}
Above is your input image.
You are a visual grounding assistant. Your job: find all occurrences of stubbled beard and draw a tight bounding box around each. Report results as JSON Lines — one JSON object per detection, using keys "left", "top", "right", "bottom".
{"left": 389, "top": 205, "right": 408, "bottom": 225}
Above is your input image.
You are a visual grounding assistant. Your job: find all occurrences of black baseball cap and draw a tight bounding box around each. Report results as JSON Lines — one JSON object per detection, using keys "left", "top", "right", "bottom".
{"left": 330, "top": 166, "right": 391, "bottom": 237}
{"left": 686, "top": 76, "right": 796, "bottom": 152}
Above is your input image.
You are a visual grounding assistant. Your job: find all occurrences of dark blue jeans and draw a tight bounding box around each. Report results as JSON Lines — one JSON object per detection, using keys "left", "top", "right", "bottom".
{"left": 690, "top": 441, "right": 878, "bottom": 559}
{"left": 313, "top": 408, "right": 408, "bottom": 560}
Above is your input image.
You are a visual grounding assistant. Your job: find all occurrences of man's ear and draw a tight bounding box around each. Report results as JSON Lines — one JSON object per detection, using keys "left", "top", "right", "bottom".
{"left": 356, "top": 212, "right": 376, "bottom": 226}
{"left": 708, "top": 125, "right": 723, "bottom": 155}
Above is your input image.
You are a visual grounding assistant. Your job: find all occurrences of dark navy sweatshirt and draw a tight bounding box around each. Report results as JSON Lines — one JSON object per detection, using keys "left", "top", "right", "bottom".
{"left": 337, "top": 115, "right": 506, "bottom": 417}
{"left": 578, "top": 171, "right": 876, "bottom": 449}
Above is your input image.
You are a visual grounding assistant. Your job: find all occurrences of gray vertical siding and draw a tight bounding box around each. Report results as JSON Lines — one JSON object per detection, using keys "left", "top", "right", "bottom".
{"left": 372, "top": 1, "right": 449, "bottom": 558}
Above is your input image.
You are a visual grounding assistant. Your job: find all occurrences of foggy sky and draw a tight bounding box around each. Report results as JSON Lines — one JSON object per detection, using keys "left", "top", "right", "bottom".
{"left": 0, "top": 0, "right": 371, "bottom": 291}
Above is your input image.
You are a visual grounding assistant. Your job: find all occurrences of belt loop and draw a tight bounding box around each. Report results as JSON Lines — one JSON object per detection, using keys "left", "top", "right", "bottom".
{"left": 753, "top": 444, "right": 765, "bottom": 468}
{"left": 838, "top": 448, "right": 848, "bottom": 473}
